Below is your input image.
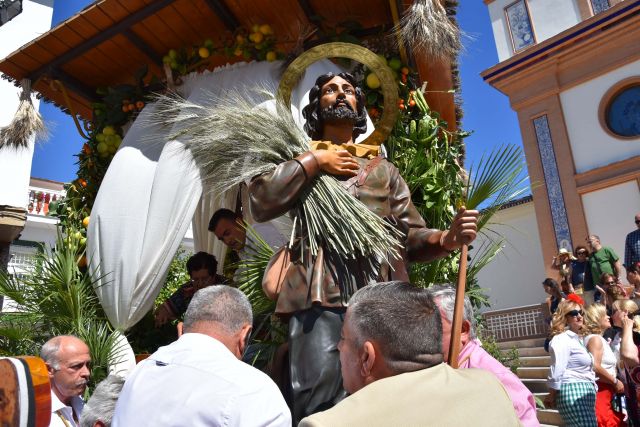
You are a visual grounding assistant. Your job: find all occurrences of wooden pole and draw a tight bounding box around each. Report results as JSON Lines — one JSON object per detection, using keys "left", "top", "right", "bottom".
{"left": 447, "top": 242, "right": 468, "bottom": 368}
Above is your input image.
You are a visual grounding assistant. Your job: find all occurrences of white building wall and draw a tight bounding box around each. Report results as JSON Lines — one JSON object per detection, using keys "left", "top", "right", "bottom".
{"left": 560, "top": 59, "right": 640, "bottom": 174}
{"left": 581, "top": 181, "right": 640, "bottom": 266}
{"left": 488, "top": 0, "right": 581, "bottom": 61}
{"left": 475, "top": 201, "right": 547, "bottom": 310}
{"left": 0, "top": 0, "right": 54, "bottom": 207}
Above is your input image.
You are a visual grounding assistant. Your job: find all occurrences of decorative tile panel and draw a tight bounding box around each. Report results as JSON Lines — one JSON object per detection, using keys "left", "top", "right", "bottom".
{"left": 590, "top": 0, "right": 610, "bottom": 14}
{"left": 505, "top": 1, "right": 536, "bottom": 52}
{"left": 533, "top": 115, "right": 573, "bottom": 251}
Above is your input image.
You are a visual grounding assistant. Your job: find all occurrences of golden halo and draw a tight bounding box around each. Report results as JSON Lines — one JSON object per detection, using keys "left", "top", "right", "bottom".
{"left": 277, "top": 42, "right": 398, "bottom": 146}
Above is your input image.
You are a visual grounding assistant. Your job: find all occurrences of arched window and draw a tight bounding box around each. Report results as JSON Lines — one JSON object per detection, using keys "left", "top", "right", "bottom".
{"left": 599, "top": 77, "right": 640, "bottom": 139}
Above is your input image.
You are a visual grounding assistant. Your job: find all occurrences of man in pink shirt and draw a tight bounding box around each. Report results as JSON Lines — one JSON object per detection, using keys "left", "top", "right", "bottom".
{"left": 429, "top": 285, "right": 540, "bottom": 427}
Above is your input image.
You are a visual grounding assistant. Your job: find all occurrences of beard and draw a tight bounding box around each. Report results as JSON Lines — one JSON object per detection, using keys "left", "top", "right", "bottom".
{"left": 320, "top": 100, "right": 358, "bottom": 125}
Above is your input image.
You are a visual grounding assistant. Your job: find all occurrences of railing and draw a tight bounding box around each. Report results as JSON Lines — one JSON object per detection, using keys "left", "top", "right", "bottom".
{"left": 26, "top": 186, "right": 65, "bottom": 216}
{"left": 482, "top": 303, "right": 550, "bottom": 342}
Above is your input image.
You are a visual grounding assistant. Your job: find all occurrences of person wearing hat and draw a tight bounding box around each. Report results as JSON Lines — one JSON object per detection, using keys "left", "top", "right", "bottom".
{"left": 551, "top": 248, "right": 577, "bottom": 293}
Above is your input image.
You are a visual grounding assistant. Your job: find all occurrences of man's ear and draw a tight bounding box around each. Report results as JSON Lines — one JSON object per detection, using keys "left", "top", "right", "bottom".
{"left": 460, "top": 320, "right": 471, "bottom": 345}
{"left": 238, "top": 324, "right": 252, "bottom": 356}
{"left": 360, "top": 341, "right": 376, "bottom": 377}
{"left": 45, "top": 362, "right": 55, "bottom": 379}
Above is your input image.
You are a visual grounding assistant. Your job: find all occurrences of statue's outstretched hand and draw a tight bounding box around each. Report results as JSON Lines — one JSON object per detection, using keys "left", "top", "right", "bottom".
{"left": 441, "top": 206, "right": 479, "bottom": 251}
{"left": 311, "top": 149, "right": 359, "bottom": 176}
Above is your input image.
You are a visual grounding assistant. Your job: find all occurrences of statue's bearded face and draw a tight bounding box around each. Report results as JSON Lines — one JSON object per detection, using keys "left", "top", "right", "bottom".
{"left": 319, "top": 76, "right": 359, "bottom": 126}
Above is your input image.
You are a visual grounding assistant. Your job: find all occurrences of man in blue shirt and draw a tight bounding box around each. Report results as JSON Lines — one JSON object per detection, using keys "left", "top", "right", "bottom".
{"left": 625, "top": 212, "right": 640, "bottom": 271}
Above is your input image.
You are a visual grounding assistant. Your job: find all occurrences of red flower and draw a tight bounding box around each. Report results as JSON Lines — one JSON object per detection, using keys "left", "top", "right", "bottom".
{"left": 566, "top": 293, "right": 584, "bottom": 306}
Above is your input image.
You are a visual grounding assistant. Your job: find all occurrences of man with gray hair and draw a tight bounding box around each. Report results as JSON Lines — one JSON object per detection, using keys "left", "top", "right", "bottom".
{"left": 79, "top": 375, "right": 124, "bottom": 427}
{"left": 299, "top": 282, "right": 519, "bottom": 426}
{"left": 112, "top": 285, "right": 291, "bottom": 426}
{"left": 428, "top": 284, "right": 538, "bottom": 426}
{"left": 41, "top": 335, "right": 91, "bottom": 427}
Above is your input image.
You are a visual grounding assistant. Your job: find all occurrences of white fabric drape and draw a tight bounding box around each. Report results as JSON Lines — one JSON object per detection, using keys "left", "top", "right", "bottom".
{"left": 87, "top": 59, "right": 361, "bottom": 374}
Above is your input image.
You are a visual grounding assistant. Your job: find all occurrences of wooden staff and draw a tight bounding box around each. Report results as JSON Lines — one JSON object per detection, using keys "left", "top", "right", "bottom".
{"left": 447, "top": 241, "right": 469, "bottom": 368}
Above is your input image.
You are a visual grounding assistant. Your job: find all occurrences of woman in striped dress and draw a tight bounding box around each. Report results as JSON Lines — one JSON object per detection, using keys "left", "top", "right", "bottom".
{"left": 545, "top": 295, "right": 597, "bottom": 426}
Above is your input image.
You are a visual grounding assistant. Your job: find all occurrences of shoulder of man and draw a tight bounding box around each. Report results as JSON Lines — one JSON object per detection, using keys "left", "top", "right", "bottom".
{"left": 604, "top": 246, "right": 620, "bottom": 259}
{"left": 301, "top": 364, "right": 519, "bottom": 427}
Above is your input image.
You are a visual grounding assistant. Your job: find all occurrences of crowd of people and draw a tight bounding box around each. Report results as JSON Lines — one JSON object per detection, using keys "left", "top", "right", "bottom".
{"left": 542, "top": 215, "right": 640, "bottom": 426}
{"left": 29, "top": 69, "right": 640, "bottom": 426}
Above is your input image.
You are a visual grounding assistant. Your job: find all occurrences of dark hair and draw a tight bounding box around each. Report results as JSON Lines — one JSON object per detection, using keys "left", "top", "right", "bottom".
{"left": 186, "top": 251, "right": 218, "bottom": 276}
{"left": 629, "top": 262, "right": 640, "bottom": 274}
{"left": 600, "top": 272, "right": 616, "bottom": 284}
{"left": 208, "top": 208, "right": 240, "bottom": 232}
{"left": 542, "top": 278, "right": 559, "bottom": 290}
{"left": 347, "top": 281, "right": 443, "bottom": 374}
{"left": 573, "top": 245, "right": 589, "bottom": 257}
{"left": 302, "top": 72, "right": 367, "bottom": 141}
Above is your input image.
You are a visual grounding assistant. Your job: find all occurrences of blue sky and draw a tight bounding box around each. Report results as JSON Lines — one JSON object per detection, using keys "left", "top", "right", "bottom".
{"left": 30, "top": 1, "right": 524, "bottom": 183}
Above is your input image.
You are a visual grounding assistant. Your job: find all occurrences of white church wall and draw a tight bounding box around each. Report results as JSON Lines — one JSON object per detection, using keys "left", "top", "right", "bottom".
{"left": 560, "top": 59, "right": 640, "bottom": 174}
{"left": 475, "top": 200, "right": 547, "bottom": 311}
{"left": 488, "top": 0, "right": 581, "bottom": 62}
{"left": 581, "top": 180, "right": 640, "bottom": 274}
{"left": 0, "top": 0, "right": 54, "bottom": 208}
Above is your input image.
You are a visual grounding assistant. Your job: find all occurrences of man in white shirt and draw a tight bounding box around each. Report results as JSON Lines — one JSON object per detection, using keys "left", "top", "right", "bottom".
{"left": 41, "top": 335, "right": 92, "bottom": 427}
{"left": 112, "top": 285, "right": 291, "bottom": 427}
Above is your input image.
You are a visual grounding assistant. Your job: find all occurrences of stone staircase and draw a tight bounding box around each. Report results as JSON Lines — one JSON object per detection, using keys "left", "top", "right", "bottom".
{"left": 498, "top": 337, "right": 564, "bottom": 426}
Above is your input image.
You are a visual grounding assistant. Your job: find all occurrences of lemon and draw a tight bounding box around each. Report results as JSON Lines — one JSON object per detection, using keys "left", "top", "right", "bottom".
{"left": 102, "top": 126, "right": 115, "bottom": 136}
{"left": 266, "top": 51, "right": 277, "bottom": 62}
{"left": 234, "top": 48, "right": 243, "bottom": 57}
{"left": 82, "top": 216, "right": 90, "bottom": 228}
{"left": 96, "top": 133, "right": 106, "bottom": 143}
{"left": 366, "top": 73, "right": 381, "bottom": 89}
{"left": 198, "top": 47, "right": 210, "bottom": 58}
{"left": 236, "top": 34, "right": 246, "bottom": 44}
{"left": 250, "top": 32, "right": 264, "bottom": 43}
{"left": 252, "top": 24, "right": 260, "bottom": 33}
{"left": 259, "top": 24, "right": 273, "bottom": 35}
{"left": 97, "top": 142, "right": 108, "bottom": 155}
{"left": 168, "top": 49, "right": 178, "bottom": 59}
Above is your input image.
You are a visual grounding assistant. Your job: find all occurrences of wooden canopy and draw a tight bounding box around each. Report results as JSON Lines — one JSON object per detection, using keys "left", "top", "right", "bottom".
{"left": 0, "top": 0, "right": 455, "bottom": 125}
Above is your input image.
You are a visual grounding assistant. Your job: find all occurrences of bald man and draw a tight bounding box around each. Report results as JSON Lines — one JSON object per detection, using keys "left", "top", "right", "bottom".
{"left": 41, "top": 335, "right": 92, "bottom": 427}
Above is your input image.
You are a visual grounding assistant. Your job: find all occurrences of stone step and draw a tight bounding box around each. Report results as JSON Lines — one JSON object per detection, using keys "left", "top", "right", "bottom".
{"left": 521, "top": 378, "right": 549, "bottom": 394}
{"left": 519, "top": 356, "right": 551, "bottom": 367}
{"left": 517, "top": 366, "right": 550, "bottom": 380}
{"left": 537, "top": 409, "right": 564, "bottom": 426}
{"left": 514, "top": 347, "right": 548, "bottom": 357}
{"left": 498, "top": 337, "right": 547, "bottom": 350}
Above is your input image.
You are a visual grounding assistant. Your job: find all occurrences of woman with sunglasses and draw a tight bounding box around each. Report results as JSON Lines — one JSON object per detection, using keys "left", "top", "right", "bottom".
{"left": 545, "top": 295, "right": 597, "bottom": 426}
{"left": 583, "top": 303, "right": 625, "bottom": 426}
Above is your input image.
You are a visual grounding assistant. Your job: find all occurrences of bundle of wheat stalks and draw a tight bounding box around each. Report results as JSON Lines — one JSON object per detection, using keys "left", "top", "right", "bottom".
{"left": 149, "top": 90, "right": 402, "bottom": 277}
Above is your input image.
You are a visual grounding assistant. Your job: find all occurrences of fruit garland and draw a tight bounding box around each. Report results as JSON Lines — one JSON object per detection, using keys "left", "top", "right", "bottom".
{"left": 49, "top": 24, "right": 284, "bottom": 267}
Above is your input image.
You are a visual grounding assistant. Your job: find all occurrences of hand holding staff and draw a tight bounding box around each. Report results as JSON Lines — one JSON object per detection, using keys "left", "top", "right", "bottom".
{"left": 444, "top": 206, "right": 479, "bottom": 368}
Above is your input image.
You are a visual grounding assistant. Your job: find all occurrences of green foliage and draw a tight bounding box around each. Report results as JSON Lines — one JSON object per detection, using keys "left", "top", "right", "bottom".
{"left": 154, "top": 246, "right": 190, "bottom": 307}
{"left": 236, "top": 226, "right": 287, "bottom": 368}
{"left": 0, "top": 232, "right": 121, "bottom": 390}
{"left": 476, "top": 320, "right": 521, "bottom": 374}
{"left": 386, "top": 89, "right": 528, "bottom": 309}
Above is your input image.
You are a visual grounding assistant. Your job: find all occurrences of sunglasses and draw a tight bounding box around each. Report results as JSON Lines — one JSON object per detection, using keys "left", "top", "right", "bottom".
{"left": 604, "top": 281, "right": 616, "bottom": 285}
{"left": 577, "top": 251, "right": 587, "bottom": 255}
{"left": 566, "top": 310, "right": 584, "bottom": 317}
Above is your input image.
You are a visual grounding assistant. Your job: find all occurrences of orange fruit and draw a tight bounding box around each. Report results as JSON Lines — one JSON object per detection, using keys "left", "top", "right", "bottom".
{"left": 136, "top": 101, "right": 145, "bottom": 109}
{"left": 266, "top": 51, "right": 277, "bottom": 62}
{"left": 82, "top": 216, "right": 90, "bottom": 228}
{"left": 198, "top": 47, "right": 210, "bottom": 59}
